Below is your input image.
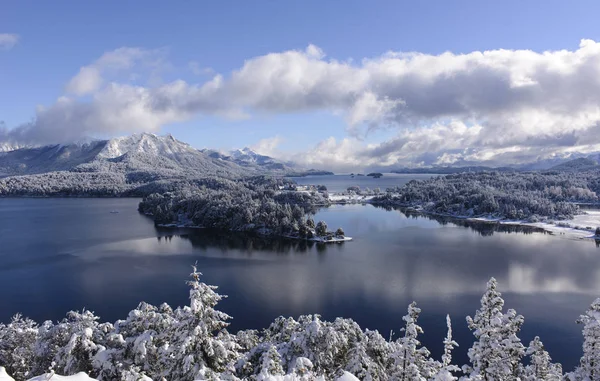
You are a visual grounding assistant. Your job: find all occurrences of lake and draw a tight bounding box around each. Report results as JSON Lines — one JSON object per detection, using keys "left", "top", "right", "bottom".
{"left": 1, "top": 180, "right": 599, "bottom": 371}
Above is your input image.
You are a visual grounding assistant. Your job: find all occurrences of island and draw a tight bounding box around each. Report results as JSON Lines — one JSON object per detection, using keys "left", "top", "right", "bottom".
{"left": 367, "top": 172, "right": 383, "bottom": 178}
{"left": 138, "top": 176, "right": 351, "bottom": 243}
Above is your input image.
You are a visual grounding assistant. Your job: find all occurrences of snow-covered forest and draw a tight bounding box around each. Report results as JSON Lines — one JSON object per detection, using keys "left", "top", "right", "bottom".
{"left": 372, "top": 171, "right": 600, "bottom": 220}
{"left": 1, "top": 267, "right": 599, "bottom": 381}
{"left": 137, "top": 177, "right": 346, "bottom": 240}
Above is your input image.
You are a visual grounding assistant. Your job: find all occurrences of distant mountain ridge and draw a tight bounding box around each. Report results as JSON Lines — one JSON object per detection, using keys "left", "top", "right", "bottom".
{"left": 391, "top": 153, "right": 600, "bottom": 174}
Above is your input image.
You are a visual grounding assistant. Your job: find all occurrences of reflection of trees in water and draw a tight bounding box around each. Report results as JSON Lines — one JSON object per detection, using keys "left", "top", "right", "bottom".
{"left": 153, "top": 226, "right": 332, "bottom": 254}
{"left": 372, "top": 205, "right": 547, "bottom": 237}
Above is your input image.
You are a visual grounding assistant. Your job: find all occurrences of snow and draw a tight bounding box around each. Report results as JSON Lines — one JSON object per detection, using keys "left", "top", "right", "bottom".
{"left": 335, "top": 372, "right": 360, "bottom": 381}
{"left": 0, "top": 369, "right": 98, "bottom": 381}
{"left": 309, "top": 236, "right": 353, "bottom": 243}
{"left": 466, "top": 210, "right": 600, "bottom": 240}
{"left": 26, "top": 373, "right": 97, "bottom": 381}
{"left": 96, "top": 133, "right": 195, "bottom": 159}
{"left": 0, "top": 368, "right": 14, "bottom": 381}
{"left": 328, "top": 193, "right": 376, "bottom": 203}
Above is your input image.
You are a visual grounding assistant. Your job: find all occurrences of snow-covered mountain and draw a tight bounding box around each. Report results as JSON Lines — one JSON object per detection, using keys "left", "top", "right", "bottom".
{"left": 200, "top": 147, "right": 292, "bottom": 171}
{"left": 0, "top": 133, "right": 244, "bottom": 178}
{"left": 230, "top": 147, "right": 280, "bottom": 165}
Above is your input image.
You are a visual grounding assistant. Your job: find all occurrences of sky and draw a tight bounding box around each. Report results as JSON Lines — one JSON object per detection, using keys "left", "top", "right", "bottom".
{"left": 2, "top": 1, "right": 600, "bottom": 171}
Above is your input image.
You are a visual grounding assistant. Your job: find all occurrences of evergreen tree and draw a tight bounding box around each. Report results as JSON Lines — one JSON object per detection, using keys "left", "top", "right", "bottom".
{"left": 167, "top": 265, "right": 237, "bottom": 380}
{"left": 572, "top": 298, "right": 600, "bottom": 381}
{"left": 316, "top": 221, "right": 328, "bottom": 237}
{"left": 0, "top": 314, "right": 38, "bottom": 380}
{"left": 432, "top": 315, "right": 459, "bottom": 380}
{"left": 257, "top": 345, "right": 284, "bottom": 380}
{"left": 390, "top": 302, "right": 436, "bottom": 381}
{"left": 524, "top": 336, "right": 562, "bottom": 381}
{"left": 464, "top": 278, "right": 525, "bottom": 380}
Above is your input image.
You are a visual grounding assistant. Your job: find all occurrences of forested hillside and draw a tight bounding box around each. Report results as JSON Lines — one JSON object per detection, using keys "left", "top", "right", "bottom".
{"left": 372, "top": 171, "right": 600, "bottom": 220}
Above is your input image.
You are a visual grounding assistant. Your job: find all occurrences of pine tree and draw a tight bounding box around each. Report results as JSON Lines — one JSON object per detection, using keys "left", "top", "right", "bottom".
{"left": 257, "top": 345, "right": 284, "bottom": 380}
{"left": 573, "top": 298, "right": 600, "bottom": 381}
{"left": 432, "top": 315, "right": 459, "bottom": 380}
{"left": 0, "top": 314, "right": 38, "bottom": 380}
{"left": 316, "top": 221, "right": 328, "bottom": 237}
{"left": 390, "top": 302, "right": 436, "bottom": 381}
{"left": 168, "top": 265, "right": 237, "bottom": 380}
{"left": 524, "top": 336, "right": 562, "bottom": 381}
{"left": 464, "top": 278, "right": 525, "bottom": 380}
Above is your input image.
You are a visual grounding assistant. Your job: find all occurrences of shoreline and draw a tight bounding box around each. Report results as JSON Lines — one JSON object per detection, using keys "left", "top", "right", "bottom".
{"left": 155, "top": 222, "right": 353, "bottom": 243}
{"left": 327, "top": 192, "right": 600, "bottom": 241}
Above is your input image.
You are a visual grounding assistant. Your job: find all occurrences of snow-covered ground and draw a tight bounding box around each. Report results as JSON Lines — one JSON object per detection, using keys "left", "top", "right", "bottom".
{"left": 0, "top": 368, "right": 98, "bottom": 381}
{"left": 328, "top": 193, "right": 376, "bottom": 203}
{"left": 466, "top": 211, "right": 600, "bottom": 240}
{"left": 309, "top": 236, "right": 353, "bottom": 243}
{"left": 0, "top": 367, "right": 358, "bottom": 381}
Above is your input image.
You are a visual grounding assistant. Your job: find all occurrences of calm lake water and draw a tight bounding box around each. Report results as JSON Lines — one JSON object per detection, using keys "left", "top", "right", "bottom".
{"left": 1, "top": 183, "right": 600, "bottom": 370}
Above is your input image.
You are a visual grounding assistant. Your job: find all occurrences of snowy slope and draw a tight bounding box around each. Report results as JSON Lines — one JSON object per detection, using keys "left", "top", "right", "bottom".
{"left": 229, "top": 147, "right": 277, "bottom": 166}
{"left": 96, "top": 133, "right": 197, "bottom": 159}
{"left": 0, "top": 141, "right": 106, "bottom": 177}
{"left": 0, "top": 133, "right": 245, "bottom": 178}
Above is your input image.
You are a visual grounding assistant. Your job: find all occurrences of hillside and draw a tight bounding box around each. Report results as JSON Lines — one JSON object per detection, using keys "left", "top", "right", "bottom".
{"left": 0, "top": 133, "right": 335, "bottom": 196}
{"left": 548, "top": 157, "right": 600, "bottom": 172}
{"left": 0, "top": 134, "right": 260, "bottom": 196}
{"left": 0, "top": 134, "right": 243, "bottom": 178}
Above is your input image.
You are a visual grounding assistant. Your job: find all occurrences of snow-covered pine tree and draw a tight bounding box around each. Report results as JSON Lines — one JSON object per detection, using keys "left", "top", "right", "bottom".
{"left": 524, "top": 336, "right": 562, "bottom": 381}
{"left": 94, "top": 301, "right": 175, "bottom": 380}
{"left": 291, "top": 357, "right": 315, "bottom": 379}
{"left": 464, "top": 277, "right": 525, "bottom": 380}
{"left": 390, "top": 302, "right": 437, "bottom": 381}
{"left": 345, "top": 339, "right": 382, "bottom": 381}
{"left": 256, "top": 344, "right": 285, "bottom": 380}
{"left": 167, "top": 265, "right": 238, "bottom": 380}
{"left": 33, "top": 310, "right": 106, "bottom": 377}
{"left": 0, "top": 314, "right": 39, "bottom": 380}
{"left": 315, "top": 221, "right": 328, "bottom": 237}
{"left": 571, "top": 298, "right": 600, "bottom": 381}
{"left": 432, "top": 315, "right": 459, "bottom": 381}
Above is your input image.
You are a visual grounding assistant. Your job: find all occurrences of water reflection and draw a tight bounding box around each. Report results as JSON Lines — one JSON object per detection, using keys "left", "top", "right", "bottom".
{"left": 2, "top": 198, "right": 600, "bottom": 371}
{"left": 374, "top": 205, "right": 547, "bottom": 236}
{"left": 154, "top": 227, "right": 328, "bottom": 255}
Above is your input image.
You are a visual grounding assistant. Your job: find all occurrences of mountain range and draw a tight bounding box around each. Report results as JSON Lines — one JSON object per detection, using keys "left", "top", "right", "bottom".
{"left": 0, "top": 133, "right": 333, "bottom": 196}
{"left": 0, "top": 133, "right": 329, "bottom": 178}
{"left": 2, "top": 132, "right": 599, "bottom": 185}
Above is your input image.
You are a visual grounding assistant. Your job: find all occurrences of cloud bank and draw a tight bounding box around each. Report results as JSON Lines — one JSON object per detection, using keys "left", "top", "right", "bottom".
{"left": 5, "top": 40, "right": 600, "bottom": 168}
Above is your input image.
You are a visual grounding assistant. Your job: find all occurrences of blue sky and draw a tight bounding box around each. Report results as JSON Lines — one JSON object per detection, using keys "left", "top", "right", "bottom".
{"left": 2, "top": 1, "right": 600, "bottom": 169}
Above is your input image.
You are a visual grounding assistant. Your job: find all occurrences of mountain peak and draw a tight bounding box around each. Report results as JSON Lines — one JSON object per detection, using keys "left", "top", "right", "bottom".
{"left": 96, "top": 133, "right": 192, "bottom": 159}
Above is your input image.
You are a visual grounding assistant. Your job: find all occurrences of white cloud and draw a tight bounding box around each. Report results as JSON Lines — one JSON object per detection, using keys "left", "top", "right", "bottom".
{"left": 250, "top": 136, "right": 284, "bottom": 157}
{"left": 0, "top": 34, "right": 19, "bottom": 50}
{"left": 65, "top": 48, "right": 165, "bottom": 95}
{"left": 7, "top": 40, "right": 600, "bottom": 168}
{"left": 188, "top": 61, "right": 214, "bottom": 76}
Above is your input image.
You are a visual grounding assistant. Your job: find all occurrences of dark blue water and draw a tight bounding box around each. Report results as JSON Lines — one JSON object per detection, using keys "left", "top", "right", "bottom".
{"left": 1, "top": 197, "right": 599, "bottom": 371}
